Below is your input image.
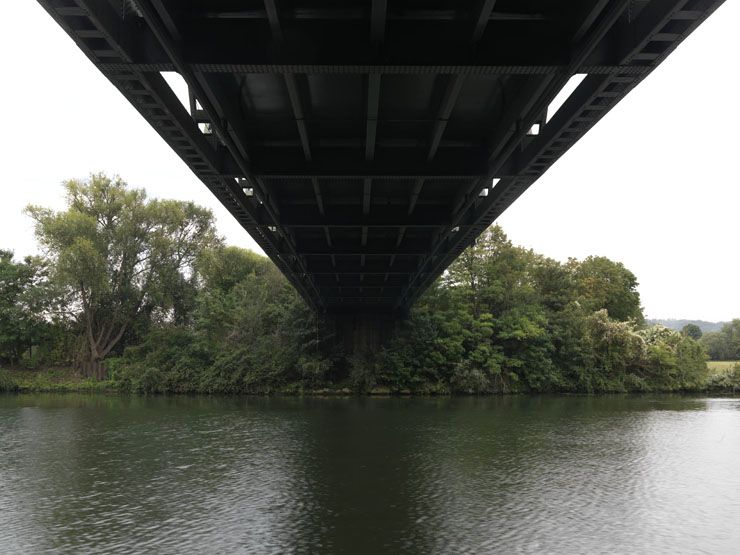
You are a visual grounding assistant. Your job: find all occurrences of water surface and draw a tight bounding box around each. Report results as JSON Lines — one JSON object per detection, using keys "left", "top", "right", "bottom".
{"left": 1, "top": 394, "right": 739, "bottom": 553}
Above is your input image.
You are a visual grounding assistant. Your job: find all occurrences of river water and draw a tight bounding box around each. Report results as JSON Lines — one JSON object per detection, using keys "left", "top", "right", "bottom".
{"left": 1, "top": 394, "right": 739, "bottom": 554}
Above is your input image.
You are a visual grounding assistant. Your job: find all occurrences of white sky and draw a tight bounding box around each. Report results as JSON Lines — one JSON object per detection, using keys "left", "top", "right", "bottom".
{"left": 0, "top": 1, "right": 738, "bottom": 321}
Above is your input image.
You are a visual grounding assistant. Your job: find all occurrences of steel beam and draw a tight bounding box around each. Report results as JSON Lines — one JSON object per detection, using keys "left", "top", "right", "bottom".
{"left": 37, "top": 0, "right": 726, "bottom": 314}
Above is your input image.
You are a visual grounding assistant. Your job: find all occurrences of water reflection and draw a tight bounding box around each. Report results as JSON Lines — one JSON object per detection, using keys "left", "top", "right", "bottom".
{"left": 1, "top": 394, "right": 740, "bottom": 553}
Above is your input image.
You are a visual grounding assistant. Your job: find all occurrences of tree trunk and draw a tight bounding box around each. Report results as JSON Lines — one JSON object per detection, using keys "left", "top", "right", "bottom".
{"left": 81, "top": 357, "right": 107, "bottom": 380}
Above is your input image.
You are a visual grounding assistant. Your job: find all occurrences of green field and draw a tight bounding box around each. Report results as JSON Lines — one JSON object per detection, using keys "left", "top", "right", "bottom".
{"left": 707, "top": 360, "right": 740, "bottom": 375}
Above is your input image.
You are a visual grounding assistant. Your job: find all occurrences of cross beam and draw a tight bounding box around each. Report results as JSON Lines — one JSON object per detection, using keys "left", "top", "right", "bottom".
{"left": 37, "top": 0, "right": 725, "bottom": 313}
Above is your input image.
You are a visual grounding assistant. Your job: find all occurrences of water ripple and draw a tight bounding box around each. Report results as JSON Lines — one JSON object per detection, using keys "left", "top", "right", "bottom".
{"left": 1, "top": 395, "right": 739, "bottom": 554}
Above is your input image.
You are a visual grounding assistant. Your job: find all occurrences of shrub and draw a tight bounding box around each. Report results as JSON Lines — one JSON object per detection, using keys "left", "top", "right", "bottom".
{"left": 0, "top": 369, "right": 19, "bottom": 392}
{"left": 450, "top": 362, "right": 489, "bottom": 394}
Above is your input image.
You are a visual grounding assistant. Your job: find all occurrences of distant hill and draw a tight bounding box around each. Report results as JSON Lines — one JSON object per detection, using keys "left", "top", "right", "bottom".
{"left": 647, "top": 319, "right": 727, "bottom": 333}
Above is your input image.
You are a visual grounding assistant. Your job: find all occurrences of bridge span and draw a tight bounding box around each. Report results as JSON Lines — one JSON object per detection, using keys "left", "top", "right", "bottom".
{"left": 39, "top": 0, "right": 722, "bottom": 329}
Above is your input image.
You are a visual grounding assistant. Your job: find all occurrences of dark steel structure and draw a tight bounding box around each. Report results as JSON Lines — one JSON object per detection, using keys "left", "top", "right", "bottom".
{"left": 39, "top": 0, "right": 722, "bottom": 315}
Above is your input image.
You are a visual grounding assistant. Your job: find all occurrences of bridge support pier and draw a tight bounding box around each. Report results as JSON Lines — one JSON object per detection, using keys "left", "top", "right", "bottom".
{"left": 330, "top": 313, "right": 400, "bottom": 354}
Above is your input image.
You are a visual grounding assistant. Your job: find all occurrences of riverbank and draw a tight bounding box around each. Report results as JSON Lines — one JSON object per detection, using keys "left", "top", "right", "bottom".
{"left": 2, "top": 363, "right": 739, "bottom": 395}
{"left": 0, "top": 367, "right": 113, "bottom": 393}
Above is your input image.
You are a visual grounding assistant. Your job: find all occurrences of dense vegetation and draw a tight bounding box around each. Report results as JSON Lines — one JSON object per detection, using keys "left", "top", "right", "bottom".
{"left": 1, "top": 175, "right": 737, "bottom": 394}
{"left": 700, "top": 321, "right": 740, "bottom": 361}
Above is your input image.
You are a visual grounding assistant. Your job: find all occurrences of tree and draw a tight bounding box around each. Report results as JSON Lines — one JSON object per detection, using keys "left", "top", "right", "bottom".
{"left": 571, "top": 256, "right": 644, "bottom": 323}
{"left": 197, "top": 246, "right": 274, "bottom": 292}
{"left": 0, "top": 251, "right": 58, "bottom": 364}
{"left": 112, "top": 245, "right": 338, "bottom": 393}
{"left": 701, "top": 331, "right": 727, "bottom": 360}
{"left": 681, "top": 323, "right": 703, "bottom": 340}
{"left": 0, "top": 249, "right": 33, "bottom": 363}
{"left": 725, "top": 320, "right": 740, "bottom": 360}
{"left": 435, "top": 227, "right": 560, "bottom": 392}
{"left": 701, "top": 320, "right": 740, "bottom": 361}
{"left": 26, "top": 174, "right": 219, "bottom": 378}
{"left": 195, "top": 246, "right": 334, "bottom": 392}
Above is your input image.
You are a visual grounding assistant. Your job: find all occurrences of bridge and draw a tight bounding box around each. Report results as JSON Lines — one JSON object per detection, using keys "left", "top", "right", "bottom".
{"left": 38, "top": 0, "right": 722, "bottom": 342}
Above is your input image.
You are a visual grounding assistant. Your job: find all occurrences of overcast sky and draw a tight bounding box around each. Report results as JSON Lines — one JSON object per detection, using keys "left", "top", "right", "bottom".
{"left": 1, "top": 1, "right": 738, "bottom": 321}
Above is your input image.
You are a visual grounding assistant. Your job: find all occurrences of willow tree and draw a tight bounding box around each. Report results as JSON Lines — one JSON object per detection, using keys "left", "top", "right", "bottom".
{"left": 26, "top": 174, "right": 219, "bottom": 378}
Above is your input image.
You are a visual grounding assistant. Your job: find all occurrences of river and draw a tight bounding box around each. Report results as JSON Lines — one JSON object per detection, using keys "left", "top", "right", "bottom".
{"left": 1, "top": 394, "right": 739, "bottom": 554}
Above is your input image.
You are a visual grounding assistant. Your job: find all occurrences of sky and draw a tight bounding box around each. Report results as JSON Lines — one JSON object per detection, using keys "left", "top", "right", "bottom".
{"left": 0, "top": 1, "right": 738, "bottom": 322}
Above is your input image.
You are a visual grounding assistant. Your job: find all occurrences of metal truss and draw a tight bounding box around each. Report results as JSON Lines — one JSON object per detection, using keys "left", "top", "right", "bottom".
{"left": 37, "top": 0, "right": 725, "bottom": 313}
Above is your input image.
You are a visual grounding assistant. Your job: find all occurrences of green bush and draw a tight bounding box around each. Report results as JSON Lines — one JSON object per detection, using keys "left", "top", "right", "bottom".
{"left": 704, "top": 363, "right": 740, "bottom": 393}
{"left": 348, "top": 352, "right": 378, "bottom": 394}
{"left": 109, "top": 327, "right": 213, "bottom": 394}
{"left": 0, "top": 369, "right": 19, "bottom": 392}
{"left": 450, "top": 363, "right": 489, "bottom": 394}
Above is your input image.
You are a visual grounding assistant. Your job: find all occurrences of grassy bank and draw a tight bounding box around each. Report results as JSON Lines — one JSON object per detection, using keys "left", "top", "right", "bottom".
{"left": 0, "top": 367, "right": 113, "bottom": 393}
{"left": 704, "top": 361, "right": 740, "bottom": 393}
{"left": 3, "top": 362, "right": 740, "bottom": 395}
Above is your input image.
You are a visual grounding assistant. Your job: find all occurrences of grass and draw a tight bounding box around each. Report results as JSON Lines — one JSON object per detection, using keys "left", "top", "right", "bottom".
{"left": 2, "top": 362, "right": 739, "bottom": 395}
{"left": 704, "top": 361, "right": 740, "bottom": 393}
{"left": 0, "top": 366, "right": 113, "bottom": 393}
{"left": 707, "top": 360, "right": 740, "bottom": 375}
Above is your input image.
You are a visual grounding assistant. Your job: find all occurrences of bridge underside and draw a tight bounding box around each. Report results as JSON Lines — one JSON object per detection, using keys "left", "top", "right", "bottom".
{"left": 39, "top": 0, "right": 722, "bottom": 315}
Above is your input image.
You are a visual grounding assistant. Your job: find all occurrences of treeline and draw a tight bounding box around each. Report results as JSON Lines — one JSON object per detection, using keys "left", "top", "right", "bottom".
{"left": 701, "top": 321, "right": 740, "bottom": 361}
{"left": 377, "top": 227, "right": 717, "bottom": 394}
{"left": 647, "top": 319, "right": 727, "bottom": 334}
{"left": 1, "top": 174, "right": 737, "bottom": 394}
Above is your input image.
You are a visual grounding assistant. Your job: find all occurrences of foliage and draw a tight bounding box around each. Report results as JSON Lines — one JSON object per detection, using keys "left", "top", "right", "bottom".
{"left": 570, "top": 256, "right": 644, "bottom": 323}
{"left": 110, "top": 245, "right": 338, "bottom": 394}
{"left": 0, "top": 368, "right": 19, "bottom": 392}
{"left": 4, "top": 176, "right": 728, "bottom": 394}
{"left": 704, "top": 362, "right": 740, "bottom": 392}
{"left": 106, "top": 224, "right": 716, "bottom": 394}
{"left": 0, "top": 251, "right": 64, "bottom": 365}
{"left": 374, "top": 227, "right": 707, "bottom": 394}
{"left": 108, "top": 327, "right": 210, "bottom": 393}
{"left": 681, "top": 323, "right": 703, "bottom": 340}
{"left": 26, "top": 174, "right": 219, "bottom": 377}
{"left": 0, "top": 367, "right": 109, "bottom": 393}
{"left": 701, "top": 320, "right": 740, "bottom": 361}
